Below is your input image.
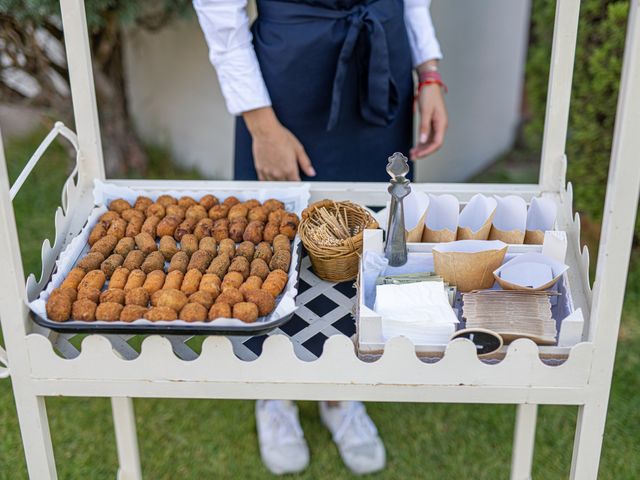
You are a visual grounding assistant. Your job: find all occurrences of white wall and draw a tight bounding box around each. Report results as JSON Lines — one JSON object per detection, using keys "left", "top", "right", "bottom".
{"left": 123, "top": 20, "right": 234, "bottom": 179}
{"left": 417, "top": 0, "right": 531, "bottom": 182}
{"left": 124, "top": 1, "right": 531, "bottom": 182}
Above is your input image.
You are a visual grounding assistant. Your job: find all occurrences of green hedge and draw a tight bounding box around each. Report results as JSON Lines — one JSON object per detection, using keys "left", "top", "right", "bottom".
{"left": 525, "top": 0, "right": 638, "bottom": 234}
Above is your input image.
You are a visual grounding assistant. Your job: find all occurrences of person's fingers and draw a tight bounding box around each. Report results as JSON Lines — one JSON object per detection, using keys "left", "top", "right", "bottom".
{"left": 295, "top": 145, "right": 316, "bottom": 177}
{"left": 417, "top": 108, "right": 432, "bottom": 146}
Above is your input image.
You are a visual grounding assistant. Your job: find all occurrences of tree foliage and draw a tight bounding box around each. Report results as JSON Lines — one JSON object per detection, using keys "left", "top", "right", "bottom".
{"left": 0, "top": 0, "right": 191, "bottom": 175}
{"left": 525, "top": 0, "right": 637, "bottom": 234}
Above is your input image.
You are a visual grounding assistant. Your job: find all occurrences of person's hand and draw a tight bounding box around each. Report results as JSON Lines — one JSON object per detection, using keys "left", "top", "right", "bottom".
{"left": 410, "top": 82, "right": 448, "bottom": 161}
{"left": 243, "top": 107, "right": 315, "bottom": 181}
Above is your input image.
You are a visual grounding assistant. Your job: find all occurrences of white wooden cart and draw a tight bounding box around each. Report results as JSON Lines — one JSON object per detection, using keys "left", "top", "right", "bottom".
{"left": 1, "top": 0, "right": 639, "bottom": 478}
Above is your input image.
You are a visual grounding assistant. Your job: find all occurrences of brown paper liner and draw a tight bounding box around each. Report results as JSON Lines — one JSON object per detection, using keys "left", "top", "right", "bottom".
{"left": 456, "top": 212, "right": 495, "bottom": 241}
{"left": 524, "top": 230, "right": 545, "bottom": 244}
{"left": 406, "top": 210, "right": 428, "bottom": 243}
{"left": 422, "top": 226, "right": 456, "bottom": 243}
{"left": 489, "top": 226, "right": 525, "bottom": 244}
{"left": 433, "top": 246, "right": 507, "bottom": 293}
{"left": 493, "top": 274, "right": 561, "bottom": 292}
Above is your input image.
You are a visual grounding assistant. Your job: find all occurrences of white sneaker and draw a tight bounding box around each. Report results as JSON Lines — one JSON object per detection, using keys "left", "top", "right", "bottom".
{"left": 255, "top": 400, "right": 310, "bottom": 475}
{"left": 319, "top": 401, "right": 386, "bottom": 475}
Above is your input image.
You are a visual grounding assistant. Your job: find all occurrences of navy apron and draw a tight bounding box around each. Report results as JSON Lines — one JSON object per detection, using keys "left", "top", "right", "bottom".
{"left": 234, "top": 0, "right": 414, "bottom": 181}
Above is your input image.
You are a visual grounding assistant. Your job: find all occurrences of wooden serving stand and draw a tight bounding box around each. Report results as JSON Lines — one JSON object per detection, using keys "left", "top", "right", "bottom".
{"left": 0, "top": 1, "right": 639, "bottom": 479}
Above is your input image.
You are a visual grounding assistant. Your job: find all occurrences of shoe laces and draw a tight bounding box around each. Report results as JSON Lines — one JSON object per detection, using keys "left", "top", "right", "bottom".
{"left": 332, "top": 402, "right": 379, "bottom": 447}
{"left": 263, "top": 401, "right": 304, "bottom": 445}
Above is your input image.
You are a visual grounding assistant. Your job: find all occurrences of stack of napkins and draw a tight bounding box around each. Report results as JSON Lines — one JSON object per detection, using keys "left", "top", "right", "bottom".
{"left": 374, "top": 281, "right": 459, "bottom": 344}
{"left": 462, "top": 291, "right": 557, "bottom": 344}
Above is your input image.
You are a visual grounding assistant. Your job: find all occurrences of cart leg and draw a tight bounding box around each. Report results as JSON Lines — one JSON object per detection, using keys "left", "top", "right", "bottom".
{"left": 112, "top": 397, "right": 142, "bottom": 480}
{"left": 510, "top": 404, "right": 538, "bottom": 480}
{"left": 14, "top": 392, "right": 57, "bottom": 479}
{"left": 569, "top": 401, "right": 608, "bottom": 480}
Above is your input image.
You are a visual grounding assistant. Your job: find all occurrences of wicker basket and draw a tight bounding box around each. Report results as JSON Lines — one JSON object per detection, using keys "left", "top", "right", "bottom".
{"left": 299, "top": 200, "right": 379, "bottom": 282}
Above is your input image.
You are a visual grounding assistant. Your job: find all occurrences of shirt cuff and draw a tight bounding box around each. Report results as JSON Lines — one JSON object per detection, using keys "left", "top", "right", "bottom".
{"left": 212, "top": 47, "right": 272, "bottom": 115}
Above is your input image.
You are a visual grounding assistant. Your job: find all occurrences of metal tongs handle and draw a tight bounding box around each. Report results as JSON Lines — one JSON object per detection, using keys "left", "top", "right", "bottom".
{"left": 384, "top": 153, "right": 410, "bottom": 266}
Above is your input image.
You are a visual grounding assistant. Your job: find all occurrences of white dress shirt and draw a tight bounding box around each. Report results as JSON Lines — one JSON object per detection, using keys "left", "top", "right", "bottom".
{"left": 194, "top": 0, "right": 442, "bottom": 115}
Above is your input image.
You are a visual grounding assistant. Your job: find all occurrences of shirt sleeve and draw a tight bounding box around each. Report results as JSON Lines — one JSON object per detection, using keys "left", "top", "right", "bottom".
{"left": 193, "top": 0, "right": 272, "bottom": 115}
{"left": 404, "top": 0, "right": 443, "bottom": 67}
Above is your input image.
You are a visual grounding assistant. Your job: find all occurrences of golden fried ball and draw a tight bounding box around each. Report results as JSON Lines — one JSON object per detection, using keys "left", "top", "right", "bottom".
{"left": 120, "top": 305, "right": 148, "bottom": 322}
{"left": 71, "top": 299, "right": 97, "bottom": 321}
{"left": 233, "top": 302, "right": 259, "bottom": 323}
{"left": 179, "top": 303, "right": 208, "bottom": 322}
{"left": 243, "top": 289, "right": 276, "bottom": 317}
{"left": 208, "top": 303, "right": 232, "bottom": 320}
{"left": 125, "top": 287, "right": 150, "bottom": 307}
{"left": 155, "top": 289, "right": 188, "bottom": 312}
{"left": 215, "top": 288, "right": 244, "bottom": 307}
{"left": 95, "top": 302, "right": 124, "bottom": 322}
{"left": 144, "top": 306, "right": 178, "bottom": 321}
{"left": 100, "top": 288, "right": 125, "bottom": 305}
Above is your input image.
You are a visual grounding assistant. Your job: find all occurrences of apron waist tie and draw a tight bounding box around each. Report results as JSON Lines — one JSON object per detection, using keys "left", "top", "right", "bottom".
{"left": 258, "top": 0, "right": 400, "bottom": 131}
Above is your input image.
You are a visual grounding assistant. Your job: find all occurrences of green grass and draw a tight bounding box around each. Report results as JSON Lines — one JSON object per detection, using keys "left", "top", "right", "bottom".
{"left": 1, "top": 132, "right": 639, "bottom": 479}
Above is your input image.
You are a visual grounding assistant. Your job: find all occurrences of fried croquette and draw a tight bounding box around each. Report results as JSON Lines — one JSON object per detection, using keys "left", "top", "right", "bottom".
{"left": 243, "top": 289, "right": 276, "bottom": 316}
{"left": 134, "top": 232, "right": 157, "bottom": 255}
{"left": 156, "top": 194, "right": 177, "bottom": 207}
{"left": 175, "top": 218, "right": 197, "bottom": 241}
{"left": 215, "top": 288, "right": 243, "bottom": 306}
{"left": 77, "top": 251, "right": 105, "bottom": 271}
{"left": 228, "top": 256, "right": 250, "bottom": 280}
{"left": 186, "top": 204, "right": 208, "bottom": 222}
{"left": 124, "top": 269, "right": 146, "bottom": 291}
{"left": 46, "top": 290, "right": 72, "bottom": 321}
{"left": 208, "top": 302, "right": 231, "bottom": 320}
{"left": 142, "top": 270, "right": 165, "bottom": 295}
{"left": 109, "top": 199, "right": 131, "bottom": 214}
{"left": 90, "top": 234, "right": 118, "bottom": 257}
{"left": 180, "top": 234, "right": 198, "bottom": 257}
{"left": 77, "top": 287, "right": 101, "bottom": 303}
{"left": 95, "top": 302, "right": 123, "bottom": 322}
{"left": 125, "top": 216, "right": 143, "bottom": 237}
{"left": 78, "top": 270, "right": 106, "bottom": 291}
{"left": 156, "top": 289, "right": 188, "bottom": 312}
{"left": 208, "top": 204, "right": 230, "bottom": 221}
{"left": 187, "top": 249, "right": 213, "bottom": 273}
{"left": 269, "top": 249, "right": 291, "bottom": 273}
{"left": 101, "top": 253, "right": 124, "bottom": 278}
{"left": 263, "top": 222, "right": 279, "bottom": 243}
{"left": 114, "top": 237, "right": 135, "bottom": 257}
{"left": 249, "top": 258, "right": 270, "bottom": 280}
{"left": 199, "top": 194, "right": 218, "bottom": 210}
{"left": 178, "top": 196, "right": 198, "bottom": 208}
{"left": 107, "top": 218, "right": 127, "bottom": 239}
{"left": 263, "top": 199, "right": 285, "bottom": 212}
{"left": 229, "top": 219, "right": 248, "bottom": 243}
{"left": 199, "top": 237, "right": 217, "bottom": 256}
{"left": 141, "top": 251, "right": 165, "bottom": 274}
{"left": 159, "top": 235, "right": 179, "bottom": 260}
{"left": 125, "top": 287, "right": 149, "bottom": 307}
{"left": 165, "top": 204, "right": 186, "bottom": 220}
{"left": 198, "top": 274, "right": 221, "bottom": 298}
{"left": 181, "top": 269, "right": 203, "bottom": 296}
{"left": 222, "top": 271, "right": 244, "bottom": 291}
{"left": 119, "top": 305, "right": 148, "bottom": 322}
{"left": 134, "top": 196, "right": 153, "bottom": 212}
{"left": 141, "top": 215, "right": 161, "bottom": 238}
{"left": 206, "top": 254, "right": 231, "bottom": 279}
{"left": 212, "top": 218, "right": 230, "bottom": 242}
{"left": 123, "top": 250, "right": 145, "bottom": 271}
{"left": 233, "top": 302, "right": 259, "bottom": 323}
{"left": 272, "top": 234, "right": 292, "bottom": 252}
{"left": 223, "top": 196, "right": 241, "bottom": 207}
{"left": 242, "top": 220, "right": 264, "bottom": 244}
{"left": 164, "top": 270, "right": 184, "bottom": 290}
{"left": 156, "top": 215, "right": 181, "bottom": 238}
{"left": 144, "top": 306, "right": 177, "bottom": 321}
{"left": 218, "top": 238, "right": 235, "bottom": 258}
{"left": 145, "top": 203, "right": 166, "bottom": 218}
{"left": 109, "top": 267, "right": 130, "bottom": 290}
{"left": 193, "top": 218, "right": 214, "bottom": 240}
{"left": 188, "top": 291, "right": 215, "bottom": 310}
{"left": 168, "top": 251, "right": 189, "bottom": 273}
{"left": 235, "top": 241, "right": 255, "bottom": 261}
{"left": 100, "top": 288, "right": 125, "bottom": 305}
{"left": 228, "top": 204, "right": 248, "bottom": 221}
{"left": 179, "top": 303, "right": 208, "bottom": 322}
{"left": 279, "top": 213, "right": 299, "bottom": 240}
{"left": 71, "top": 299, "right": 97, "bottom": 321}
{"left": 61, "top": 267, "right": 86, "bottom": 290}
{"left": 88, "top": 223, "right": 106, "bottom": 246}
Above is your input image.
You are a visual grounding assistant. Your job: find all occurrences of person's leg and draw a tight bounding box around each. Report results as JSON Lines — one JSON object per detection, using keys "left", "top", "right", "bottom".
{"left": 319, "top": 401, "right": 385, "bottom": 475}
{"left": 255, "top": 400, "right": 310, "bottom": 475}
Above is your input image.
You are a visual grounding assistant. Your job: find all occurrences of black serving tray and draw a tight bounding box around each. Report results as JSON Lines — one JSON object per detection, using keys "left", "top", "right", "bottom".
{"left": 31, "top": 242, "right": 302, "bottom": 336}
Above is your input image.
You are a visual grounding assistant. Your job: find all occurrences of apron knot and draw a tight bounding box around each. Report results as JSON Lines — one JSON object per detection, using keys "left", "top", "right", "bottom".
{"left": 326, "top": 1, "right": 399, "bottom": 131}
